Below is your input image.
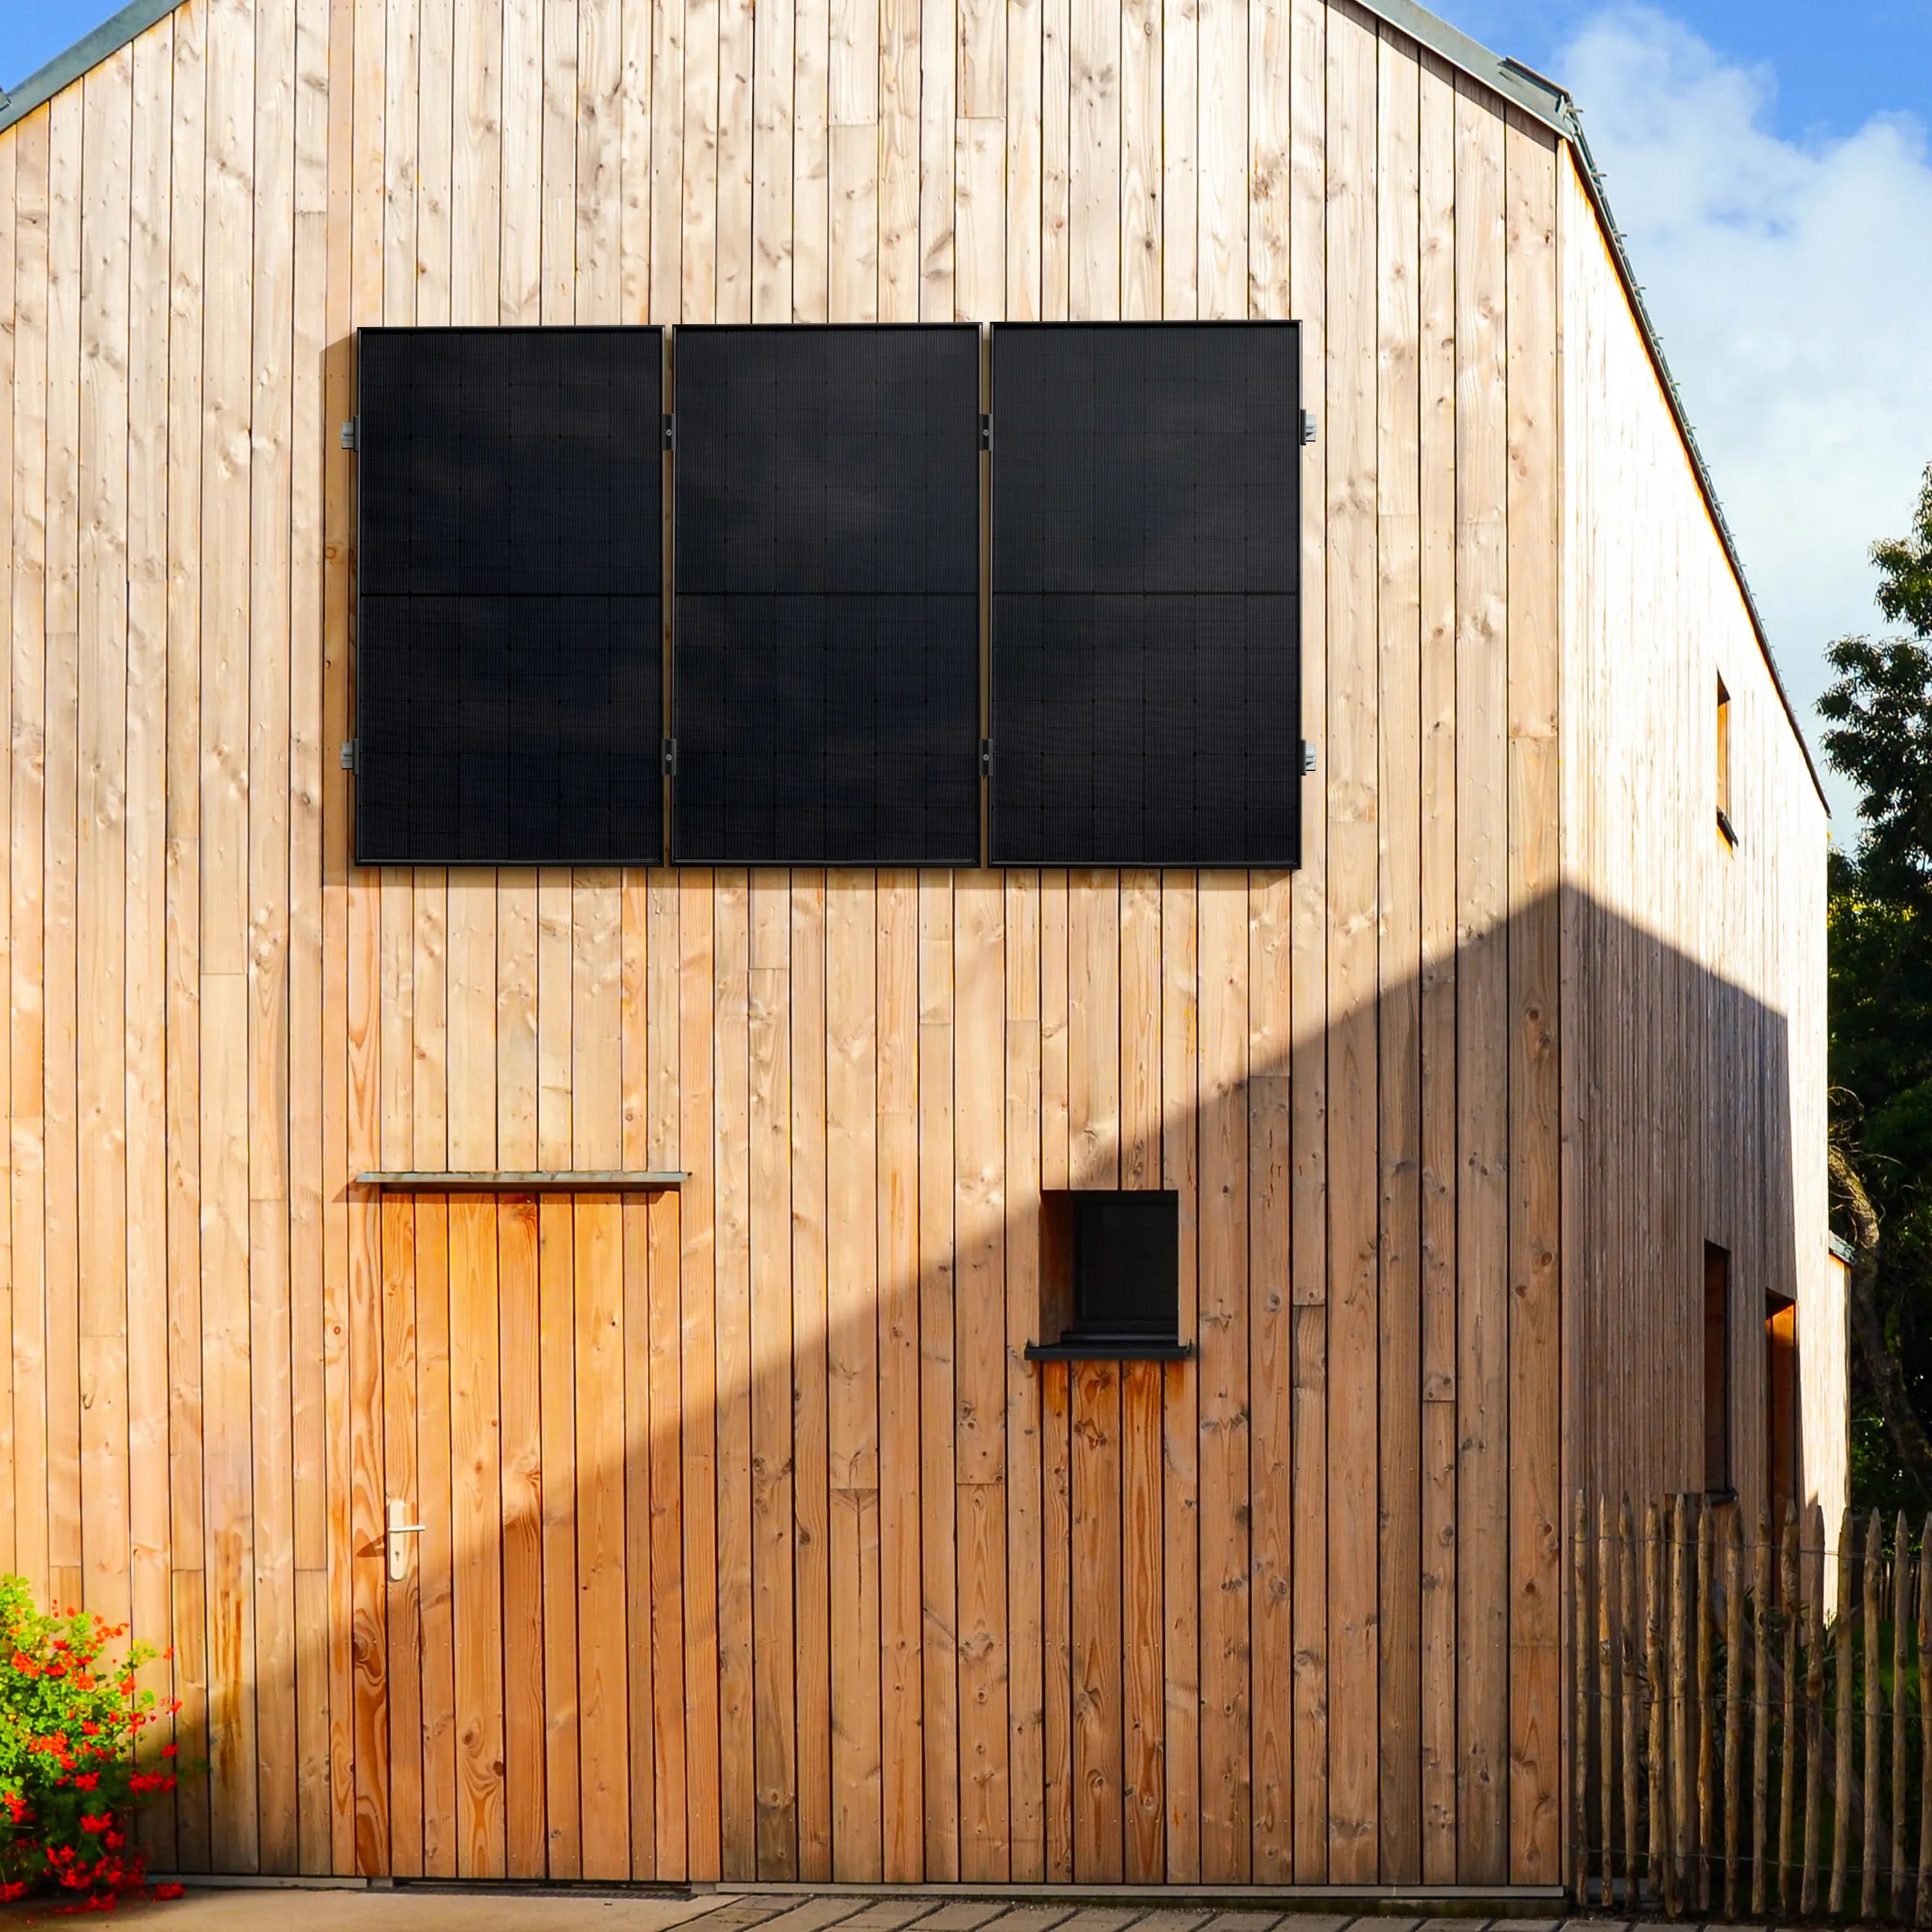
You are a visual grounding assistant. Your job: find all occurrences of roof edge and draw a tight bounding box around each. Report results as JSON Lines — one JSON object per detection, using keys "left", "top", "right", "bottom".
{"left": 0, "top": 0, "right": 182, "bottom": 132}
{"left": 0, "top": 0, "right": 1832, "bottom": 813}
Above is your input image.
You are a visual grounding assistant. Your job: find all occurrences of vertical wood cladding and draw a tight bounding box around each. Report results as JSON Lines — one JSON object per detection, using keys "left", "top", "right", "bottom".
{"left": 0, "top": 0, "right": 1826, "bottom": 1893}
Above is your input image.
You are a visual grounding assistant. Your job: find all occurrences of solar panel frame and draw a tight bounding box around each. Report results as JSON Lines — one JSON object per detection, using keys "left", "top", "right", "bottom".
{"left": 987, "top": 320, "right": 1304, "bottom": 869}
{"left": 353, "top": 325, "right": 666, "bottom": 867}
{"left": 669, "top": 322, "right": 983, "bottom": 867}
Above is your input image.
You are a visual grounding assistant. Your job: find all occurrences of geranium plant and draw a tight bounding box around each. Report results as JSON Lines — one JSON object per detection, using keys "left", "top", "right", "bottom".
{"left": 0, "top": 1575, "right": 180, "bottom": 1908}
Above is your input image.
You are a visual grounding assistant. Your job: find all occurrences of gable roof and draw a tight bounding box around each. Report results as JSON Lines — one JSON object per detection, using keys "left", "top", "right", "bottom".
{"left": 0, "top": 0, "right": 1829, "bottom": 809}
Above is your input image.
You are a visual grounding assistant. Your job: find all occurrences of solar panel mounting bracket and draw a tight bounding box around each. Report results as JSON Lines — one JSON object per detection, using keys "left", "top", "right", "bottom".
{"left": 1301, "top": 740, "right": 1317, "bottom": 775}
{"left": 1302, "top": 409, "right": 1317, "bottom": 445}
{"left": 340, "top": 739, "right": 358, "bottom": 774}
{"left": 340, "top": 417, "right": 359, "bottom": 452}
{"left": 979, "top": 412, "right": 992, "bottom": 452}
{"left": 662, "top": 737, "right": 678, "bottom": 776}
{"left": 662, "top": 412, "right": 675, "bottom": 452}
{"left": 979, "top": 737, "right": 993, "bottom": 776}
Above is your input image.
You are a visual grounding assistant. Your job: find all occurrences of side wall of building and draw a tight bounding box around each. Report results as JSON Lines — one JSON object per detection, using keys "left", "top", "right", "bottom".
{"left": 1557, "top": 150, "right": 1832, "bottom": 1526}
{"left": 0, "top": 0, "right": 1573, "bottom": 1889}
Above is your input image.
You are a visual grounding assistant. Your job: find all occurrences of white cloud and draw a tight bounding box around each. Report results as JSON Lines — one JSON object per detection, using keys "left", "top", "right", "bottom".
{"left": 1557, "top": 5, "right": 1932, "bottom": 830}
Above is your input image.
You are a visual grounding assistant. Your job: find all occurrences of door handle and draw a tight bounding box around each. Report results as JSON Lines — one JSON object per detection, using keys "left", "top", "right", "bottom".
{"left": 386, "top": 1499, "right": 424, "bottom": 1582}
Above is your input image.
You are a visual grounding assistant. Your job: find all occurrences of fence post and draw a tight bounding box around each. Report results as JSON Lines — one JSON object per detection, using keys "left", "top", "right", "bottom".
{"left": 1916, "top": 1521, "right": 1931, "bottom": 1929}
{"left": 1697, "top": 1500, "right": 1714, "bottom": 1910}
{"left": 1832, "top": 1510, "right": 1855, "bottom": 1916}
{"left": 1752, "top": 1502, "right": 1770, "bottom": 1916}
{"left": 1782, "top": 1502, "right": 1801, "bottom": 1913}
{"left": 1724, "top": 1505, "right": 1741, "bottom": 1914}
{"left": 1865, "top": 1511, "right": 1884, "bottom": 1919}
{"left": 1671, "top": 1494, "right": 1690, "bottom": 1914}
{"left": 1599, "top": 1496, "right": 1616, "bottom": 1904}
{"left": 1896, "top": 1511, "right": 1913, "bottom": 1922}
{"left": 1573, "top": 1490, "right": 1588, "bottom": 1904}
{"left": 1802, "top": 1506, "right": 1825, "bottom": 1915}
{"left": 1622, "top": 1496, "right": 1640, "bottom": 1907}
{"left": 1648, "top": 1498, "right": 1667, "bottom": 1910}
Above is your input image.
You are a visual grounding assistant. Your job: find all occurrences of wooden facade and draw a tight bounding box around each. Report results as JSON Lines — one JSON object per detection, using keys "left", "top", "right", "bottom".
{"left": 0, "top": 0, "right": 1829, "bottom": 1894}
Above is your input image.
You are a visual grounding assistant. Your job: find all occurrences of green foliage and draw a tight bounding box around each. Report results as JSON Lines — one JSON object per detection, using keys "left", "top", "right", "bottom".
{"left": 1825, "top": 462, "right": 1932, "bottom": 1510}
{"left": 0, "top": 1574, "right": 179, "bottom": 1907}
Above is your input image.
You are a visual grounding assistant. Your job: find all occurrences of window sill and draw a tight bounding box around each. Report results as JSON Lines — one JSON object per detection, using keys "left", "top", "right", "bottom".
{"left": 1024, "top": 1339, "right": 1194, "bottom": 1362}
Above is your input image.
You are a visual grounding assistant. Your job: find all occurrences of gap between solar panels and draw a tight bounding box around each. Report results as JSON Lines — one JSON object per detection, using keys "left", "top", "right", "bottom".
{"left": 350, "top": 320, "right": 1304, "bottom": 871}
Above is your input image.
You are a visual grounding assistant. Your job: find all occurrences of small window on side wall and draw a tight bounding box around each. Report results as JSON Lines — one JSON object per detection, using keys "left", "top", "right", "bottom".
{"left": 1716, "top": 676, "right": 1737, "bottom": 847}
{"left": 1026, "top": 1190, "right": 1191, "bottom": 1361}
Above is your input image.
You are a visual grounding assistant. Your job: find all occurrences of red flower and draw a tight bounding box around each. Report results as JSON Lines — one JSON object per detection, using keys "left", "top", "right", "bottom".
{"left": 69, "top": 1774, "right": 98, "bottom": 1793}
{"left": 76, "top": 1815, "right": 109, "bottom": 1835}
{"left": 159, "top": 1744, "right": 177, "bottom": 1758}
{"left": 153, "top": 1883, "right": 185, "bottom": 1901}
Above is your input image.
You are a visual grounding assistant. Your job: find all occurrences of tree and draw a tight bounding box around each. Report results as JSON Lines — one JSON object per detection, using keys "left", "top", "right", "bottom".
{"left": 1820, "top": 461, "right": 1932, "bottom": 1511}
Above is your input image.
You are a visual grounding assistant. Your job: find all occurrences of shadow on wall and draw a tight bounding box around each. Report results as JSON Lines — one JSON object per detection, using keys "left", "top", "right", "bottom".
{"left": 103, "top": 879, "right": 1804, "bottom": 1890}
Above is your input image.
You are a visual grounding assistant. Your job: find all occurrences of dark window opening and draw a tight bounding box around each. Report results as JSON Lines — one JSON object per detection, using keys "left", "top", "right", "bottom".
{"left": 1704, "top": 1241, "right": 1733, "bottom": 1496}
{"left": 1026, "top": 1190, "right": 1189, "bottom": 1361}
{"left": 1716, "top": 675, "right": 1737, "bottom": 846}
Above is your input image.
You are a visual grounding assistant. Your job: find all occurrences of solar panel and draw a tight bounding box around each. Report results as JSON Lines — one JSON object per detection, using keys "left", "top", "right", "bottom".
{"left": 989, "top": 322, "right": 1302, "bottom": 867}
{"left": 354, "top": 326, "right": 664, "bottom": 865}
{"left": 671, "top": 324, "right": 982, "bottom": 865}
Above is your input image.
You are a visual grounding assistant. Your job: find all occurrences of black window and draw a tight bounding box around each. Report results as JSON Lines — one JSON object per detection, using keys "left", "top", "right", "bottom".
{"left": 355, "top": 326, "right": 665, "bottom": 865}
{"left": 990, "top": 321, "right": 1302, "bottom": 866}
{"left": 1028, "top": 1189, "right": 1186, "bottom": 1359}
{"left": 671, "top": 324, "right": 981, "bottom": 864}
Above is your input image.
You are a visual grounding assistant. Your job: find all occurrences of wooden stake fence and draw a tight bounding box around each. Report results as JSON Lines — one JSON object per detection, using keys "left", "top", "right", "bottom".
{"left": 1571, "top": 1493, "right": 1932, "bottom": 1921}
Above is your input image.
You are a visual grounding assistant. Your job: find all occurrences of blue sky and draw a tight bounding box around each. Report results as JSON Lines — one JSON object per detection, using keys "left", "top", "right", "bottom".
{"left": 3, "top": 0, "right": 1929, "bottom": 830}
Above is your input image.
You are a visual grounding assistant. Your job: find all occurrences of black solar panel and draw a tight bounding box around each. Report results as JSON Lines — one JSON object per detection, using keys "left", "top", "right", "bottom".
{"left": 671, "top": 325, "right": 981, "bottom": 865}
{"left": 989, "top": 322, "right": 1302, "bottom": 866}
{"left": 355, "top": 326, "right": 664, "bottom": 865}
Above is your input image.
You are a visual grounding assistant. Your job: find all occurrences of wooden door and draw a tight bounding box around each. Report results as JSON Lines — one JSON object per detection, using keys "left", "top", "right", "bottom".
{"left": 360, "top": 1186, "right": 680, "bottom": 1883}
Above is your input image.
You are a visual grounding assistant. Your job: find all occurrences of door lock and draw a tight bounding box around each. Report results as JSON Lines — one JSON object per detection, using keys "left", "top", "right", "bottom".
{"left": 386, "top": 1499, "right": 424, "bottom": 1582}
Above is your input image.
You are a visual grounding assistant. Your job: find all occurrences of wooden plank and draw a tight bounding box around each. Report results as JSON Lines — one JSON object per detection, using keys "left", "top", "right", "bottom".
{"left": 826, "top": 0, "right": 878, "bottom": 323}
{"left": 954, "top": 120, "right": 1003, "bottom": 322}
{"left": 915, "top": 0, "right": 954, "bottom": 319}
{"left": 575, "top": 1189, "right": 633, "bottom": 1876}
{"left": 417, "top": 0, "right": 454, "bottom": 324}
{"left": 1071, "top": 1359, "right": 1123, "bottom": 1881}
{"left": 1005, "top": 871, "right": 1046, "bottom": 1881}
{"left": 382, "top": 1193, "right": 426, "bottom": 1875}
{"left": 1121, "top": 1361, "right": 1164, "bottom": 1883}
{"left": 1453, "top": 73, "right": 1510, "bottom": 1888}
{"left": 1194, "top": 0, "right": 1241, "bottom": 315}
{"left": 645, "top": 872, "right": 687, "bottom": 1878}
{"left": 1285, "top": 0, "right": 1326, "bottom": 1879}
{"left": 748, "top": 872, "right": 798, "bottom": 1876}
{"left": 540, "top": 0, "right": 579, "bottom": 322}
{"left": 1245, "top": 0, "right": 1285, "bottom": 320}
{"left": 647, "top": 0, "right": 684, "bottom": 320}
{"left": 1119, "top": 0, "right": 1157, "bottom": 320}
{"left": 537, "top": 870, "right": 581, "bottom": 1880}
{"left": 451, "top": 1192, "right": 508, "bottom": 1876}
{"left": 876, "top": 868, "right": 922, "bottom": 1877}
{"left": 749, "top": 0, "right": 795, "bottom": 323}
{"left": 249, "top": 0, "right": 301, "bottom": 1857}
{"left": 1415, "top": 44, "right": 1457, "bottom": 1889}
{"left": 317, "top": 0, "right": 350, "bottom": 1863}
{"left": 1247, "top": 876, "right": 1291, "bottom": 1880}
{"left": 501, "top": 0, "right": 543, "bottom": 320}
{"left": 451, "top": 0, "right": 504, "bottom": 325}
{"left": 1504, "top": 107, "right": 1562, "bottom": 1888}
{"left": 10, "top": 104, "right": 51, "bottom": 1621}
{"left": 714, "top": 0, "right": 755, "bottom": 320}
{"left": 918, "top": 872, "right": 960, "bottom": 1877}
{"left": 574, "top": 0, "right": 624, "bottom": 322}
{"left": 1041, "top": 1359, "right": 1074, "bottom": 1883}
{"left": 412, "top": 1191, "right": 457, "bottom": 1880}
{"left": 1159, "top": 875, "right": 1200, "bottom": 1884}
{"left": 680, "top": 871, "right": 723, "bottom": 1877}
{"left": 1038, "top": 0, "right": 1067, "bottom": 318}
{"left": 576, "top": 875, "right": 632, "bottom": 1880}
{"left": 1323, "top": 6, "right": 1379, "bottom": 1884}
{"left": 1195, "top": 873, "right": 1248, "bottom": 1881}
{"left": 1119, "top": 874, "right": 1162, "bottom": 1887}
{"left": 288, "top": 0, "right": 335, "bottom": 1866}
{"left": 790, "top": 872, "right": 833, "bottom": 1880}
{"left": 955, "top": 871, "right": 1008, "bottom": 1879}
{"left": 1375, "top": 22, "right": 1421, "bottom": 1890}
{"left": 1066, "top": 0, "right": 1115, "bottom": 317}
{"left": 826, "top": 871, "right": 883, "bottom": 1878}
{"left": 713, "top": 871, "right": 756, "bottom": 1877}
{"left": 793, "top": 0, "right": 829, "bottom": 323}
{"left": 876, "top": 0, "right": 915, "bottom": 320}
{"left": 0, "top": 79, "right": 16, "bottom": 1612}
{"left": 1005, "top": 0, "right": 1041, "bottom": 319}
{"left": 76, "top": 49, "right": 134, "bottom": 1658}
